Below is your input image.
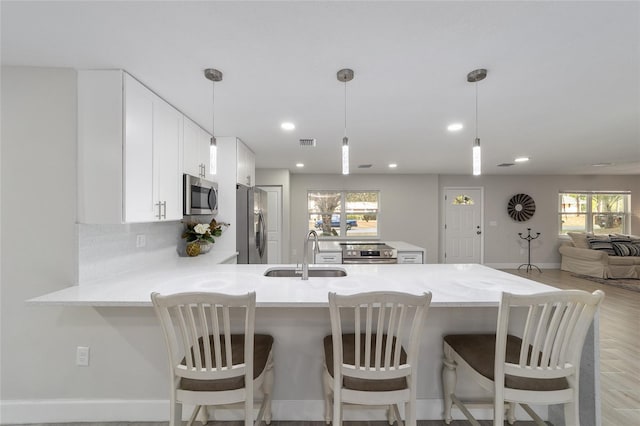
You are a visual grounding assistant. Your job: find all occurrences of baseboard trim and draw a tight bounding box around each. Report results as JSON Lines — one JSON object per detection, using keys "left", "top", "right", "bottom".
{"left": 0, "top": 398, "right": 502, "bottom": 423}
{"left": 0, "top": 399, "right": 169, "bottom": 423}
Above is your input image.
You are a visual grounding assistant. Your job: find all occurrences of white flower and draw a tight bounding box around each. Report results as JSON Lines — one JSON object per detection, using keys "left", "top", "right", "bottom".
{"left": 193, "top": 223, "right": 210, "bottom": 235}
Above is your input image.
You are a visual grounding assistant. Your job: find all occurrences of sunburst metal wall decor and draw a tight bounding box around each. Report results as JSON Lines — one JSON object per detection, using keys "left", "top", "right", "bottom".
{"left": 507, "top": 193, "right": 536, "bottom": 221}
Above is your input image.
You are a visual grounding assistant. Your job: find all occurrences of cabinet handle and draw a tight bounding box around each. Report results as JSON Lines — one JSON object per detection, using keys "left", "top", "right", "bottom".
{"left": 246, "top": 175, "right": 251, "bottom": 186}
{"left": 155, "top": 202, "right": 162, "bottom": 219}
{"left": 202, "top": 164, "right": 206, "bottom": 177}
{"left": 162, "top": 201, "right": 167, "bottom": 219}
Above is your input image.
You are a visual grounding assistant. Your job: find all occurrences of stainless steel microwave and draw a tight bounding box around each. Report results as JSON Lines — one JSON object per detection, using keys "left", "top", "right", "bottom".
{"left": 183, "top": 174, "right": 218, "bottom": 215}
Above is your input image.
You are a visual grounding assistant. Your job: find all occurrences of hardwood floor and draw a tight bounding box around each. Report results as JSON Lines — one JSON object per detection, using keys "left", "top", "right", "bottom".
{"left": 8, "top": 271, "right": 637, "bottom": 425}
{"left": 503, "top": 269, "right": 640, "bottom": 426}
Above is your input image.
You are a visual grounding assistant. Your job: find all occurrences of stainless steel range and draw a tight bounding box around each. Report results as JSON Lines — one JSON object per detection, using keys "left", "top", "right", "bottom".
{"left": 341, "top": 243, "right": 397, "bottom": 264}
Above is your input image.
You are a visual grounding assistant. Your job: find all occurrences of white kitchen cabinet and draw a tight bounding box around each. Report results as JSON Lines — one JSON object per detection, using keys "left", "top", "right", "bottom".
{"left": 217, "top": 136, "right": 255, "bottom": 187}
{"left": 397, "top": 251, "right": 424, "bottom": 264}
{"left": 183, "top": 116, "right": 212, "bottom": 179}
{"left": 236, "top": 139, "right": 255, "bottom": 187}
{"left": 314, "top": 252, "right": 343, "bottom": 264}
{"left": 151, "top": 97, "right": 183, "bottom": 221}
{"left": 78, "top": 70, "right": 183, "bottom": 223}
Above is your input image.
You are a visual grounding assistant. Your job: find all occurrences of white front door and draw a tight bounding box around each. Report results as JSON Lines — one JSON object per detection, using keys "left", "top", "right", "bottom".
{"left": 258, "top": 185, "right": 282, "bottom": 264}
{"left": 444, "top": 188, "right": 483, "bottom": 264}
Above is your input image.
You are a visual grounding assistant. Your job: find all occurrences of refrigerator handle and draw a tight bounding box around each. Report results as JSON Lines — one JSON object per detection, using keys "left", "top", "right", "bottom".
{"left": 261, "top": 212, "right": 268, "bottom": 257}
{"left": 257, "top": 211, "right": 266, "bottom": 258}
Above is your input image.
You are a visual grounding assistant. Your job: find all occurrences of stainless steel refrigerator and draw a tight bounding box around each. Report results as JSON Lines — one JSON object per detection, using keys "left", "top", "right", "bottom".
{"left": 236, "top": 185, "right": 268, "bottom": 264}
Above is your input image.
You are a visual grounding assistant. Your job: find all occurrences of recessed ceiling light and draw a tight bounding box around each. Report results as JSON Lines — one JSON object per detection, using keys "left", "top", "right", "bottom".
{"left": 514, "top": 157, "right": 529, "bottom": 163}
{"left": 447, "top": 123, "right": 463, "bottom": 132}
{"left": 591, "top": 162, "right": 613, "bottom": 167}
{"left": 388, "top": 163, "right": 398, "bottom": 168}
{"left": 281, "top": 122, "right": 295, "bottom": 131}
{"left": 295, "top": 163, "right": 304, "bottom": 168}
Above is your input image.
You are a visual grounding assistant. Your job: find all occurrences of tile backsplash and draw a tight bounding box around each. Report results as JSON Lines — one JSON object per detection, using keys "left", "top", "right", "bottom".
{"left": 78, "top": 221, "right": 183, "bottom": 283}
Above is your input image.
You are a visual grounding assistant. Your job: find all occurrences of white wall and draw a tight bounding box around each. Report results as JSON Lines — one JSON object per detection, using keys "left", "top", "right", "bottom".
{"left": 1, "top": 66, "right": 79, "bottom": 399}
{"left": 290, "top": 174, "right": 440, "bottom": 263}
{"left": 439, "top": 174, "right": 640, "bottom": 267}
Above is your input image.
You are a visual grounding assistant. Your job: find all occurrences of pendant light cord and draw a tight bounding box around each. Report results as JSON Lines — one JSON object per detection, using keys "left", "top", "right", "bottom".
{"left": 211, "top": 81, "right": 216, "bottom": 140}
{"left": 475, "top": 81, "right": 478, "bottom": 139}
{"left": 344, "top": 80, "right": 347, "bottom": 138}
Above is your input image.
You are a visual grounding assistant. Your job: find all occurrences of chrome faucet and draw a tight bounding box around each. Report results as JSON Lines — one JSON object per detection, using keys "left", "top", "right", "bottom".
{"left": 301, "top": 230, "right": 319, "bottom": 280}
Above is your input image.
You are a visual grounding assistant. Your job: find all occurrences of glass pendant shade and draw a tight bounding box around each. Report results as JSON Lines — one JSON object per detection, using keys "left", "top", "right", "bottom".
{"left": 342, "top": 136, "right": 349, "bottom": 175}
{"left": 210, "top": 137, "right": 217, "bottom": 175}
{"left": 472, "top": 138, "right": 481, "bottom": 176}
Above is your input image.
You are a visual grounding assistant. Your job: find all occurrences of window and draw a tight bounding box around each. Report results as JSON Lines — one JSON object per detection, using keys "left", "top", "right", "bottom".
{"left": 452, "top": 194, "right": 475, "bottom": 205}
{"left": 308, "top": 191, "right": 379, "bottom": 238}
{"left": 559, "top": 192, "right": 630, "bottom": 235}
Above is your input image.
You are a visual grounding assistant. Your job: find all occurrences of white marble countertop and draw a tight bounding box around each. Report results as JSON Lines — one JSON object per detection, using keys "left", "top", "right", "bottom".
{"left": 27, "top": 263, "right": 556, "bottom": 308}
{"left": 317, "top": 240, "right": 425, "bottom": 252}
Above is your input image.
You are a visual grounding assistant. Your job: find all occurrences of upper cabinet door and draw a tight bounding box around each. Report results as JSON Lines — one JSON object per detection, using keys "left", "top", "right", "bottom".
{"left": 236, "top": 139, "right": 255, "bottom": 187}
{"left": 124, "top": 74, "right": 155, "bottom": 222}
{"left": 153, "top": 96, "right": 183, "bottom": 221}
{"left": 183, "top": 116, "right": 211, "bottom": 179}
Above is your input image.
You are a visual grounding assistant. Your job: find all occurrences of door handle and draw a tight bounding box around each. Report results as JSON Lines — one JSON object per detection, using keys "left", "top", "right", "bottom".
{"left": 476, "top": 225, "right": 481, "bottom": 235}
{"left": 258, "top": 213, "right": 266, "bottom": 257}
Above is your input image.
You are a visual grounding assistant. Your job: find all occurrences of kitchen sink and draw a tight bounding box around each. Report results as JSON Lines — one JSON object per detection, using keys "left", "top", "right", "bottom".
{"left": 263, "top": 267, "right": 347, "bottom": 278}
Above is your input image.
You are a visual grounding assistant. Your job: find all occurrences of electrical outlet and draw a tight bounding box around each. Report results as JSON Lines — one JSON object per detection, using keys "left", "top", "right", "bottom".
{"left": 76, "top": 346, "right": 90, "bottom": 366}
{"left": 136, "top": 234, "right": 146, "bottom": 248}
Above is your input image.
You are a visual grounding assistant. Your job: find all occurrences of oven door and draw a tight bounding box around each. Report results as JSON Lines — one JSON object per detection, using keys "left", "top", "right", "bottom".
{"left": 184, "top": 175, "right": 218, "bottom": 215}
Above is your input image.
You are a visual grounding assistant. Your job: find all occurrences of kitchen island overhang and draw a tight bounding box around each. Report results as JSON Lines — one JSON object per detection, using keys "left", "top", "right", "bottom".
{"left": 26, "top": 263, "right": 600, "bottom": 425}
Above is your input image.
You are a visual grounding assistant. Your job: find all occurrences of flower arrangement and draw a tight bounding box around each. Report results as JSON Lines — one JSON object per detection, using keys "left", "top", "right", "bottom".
{"left": 182, "top": 218, "right": 229, "bottom": 256}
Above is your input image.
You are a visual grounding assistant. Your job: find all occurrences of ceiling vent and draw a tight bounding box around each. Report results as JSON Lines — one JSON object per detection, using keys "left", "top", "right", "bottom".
{"left": 497, "top": 163, "right": 515, "bottom": 167}
{"left": 299, "top": 138, "right": 317, "bottom": 147}
{"left": 358, "top": 164, "right": 373, "bottom": 169}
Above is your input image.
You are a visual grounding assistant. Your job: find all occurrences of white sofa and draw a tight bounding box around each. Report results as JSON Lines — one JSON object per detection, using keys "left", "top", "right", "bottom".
{"left": 559, "top": 232, "right": 640, "bottom": 279}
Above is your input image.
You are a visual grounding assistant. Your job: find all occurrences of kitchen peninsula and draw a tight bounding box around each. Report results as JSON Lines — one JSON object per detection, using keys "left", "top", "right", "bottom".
{"left": 27, "top": 262, "right": 599, "bottom": 424}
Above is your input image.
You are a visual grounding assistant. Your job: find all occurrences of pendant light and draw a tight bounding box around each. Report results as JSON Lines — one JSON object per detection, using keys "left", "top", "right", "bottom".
{"left": 467, "top": 68, "right": 487, "bottom": 176}
{"left": 204, "top": 68, "right": 223, "bottom": 175}
{"left": 337, "top": 68, "right": 354, "bottom": 175}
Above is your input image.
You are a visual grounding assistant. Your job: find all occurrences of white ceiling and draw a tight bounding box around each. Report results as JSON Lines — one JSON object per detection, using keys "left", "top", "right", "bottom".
{"left": 2, "top": 1, "right": 639, "bottom": 175}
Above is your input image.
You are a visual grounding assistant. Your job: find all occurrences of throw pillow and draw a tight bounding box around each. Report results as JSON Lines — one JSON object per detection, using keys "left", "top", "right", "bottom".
{"left": 586, "top": 235, "right": 615, "bottom": 255}
{"left": 613, "top": 233, "right": 640, "bottom": 243}
{"left": 567, "top": 232, "right": 590, "bottom": 249}
{"left": 609, "top": 234, "right": 631, "bottom": 243}
{"left": 612, "top": 242, "right": 640, "bottom": 257}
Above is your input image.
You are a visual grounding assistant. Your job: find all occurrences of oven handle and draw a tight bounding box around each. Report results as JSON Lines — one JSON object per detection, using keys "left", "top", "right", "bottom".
{"left": 342, "top": 258, "right": 398, "bottom": 264}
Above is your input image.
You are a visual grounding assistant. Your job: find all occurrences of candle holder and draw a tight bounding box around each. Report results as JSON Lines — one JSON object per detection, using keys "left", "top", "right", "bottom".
{"left": 518, "top": 228, "right": 541, "bottom": 273}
